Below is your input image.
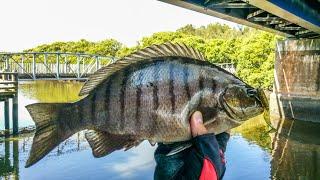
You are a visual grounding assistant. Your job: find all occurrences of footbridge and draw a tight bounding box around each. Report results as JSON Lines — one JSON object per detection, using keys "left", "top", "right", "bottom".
{"left": 0, "top": 52, "right": 236, "bottom": 80}
{"left": 0, "top": 52, "right": 116, "bottom": 80}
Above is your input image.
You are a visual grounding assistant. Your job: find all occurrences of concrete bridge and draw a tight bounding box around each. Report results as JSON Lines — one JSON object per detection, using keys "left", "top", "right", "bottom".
{"left": 161, "top": 0, "right": 320, "bottom": 122}
{"left": 0, "top": 52, "right": 236, "bottom": 80}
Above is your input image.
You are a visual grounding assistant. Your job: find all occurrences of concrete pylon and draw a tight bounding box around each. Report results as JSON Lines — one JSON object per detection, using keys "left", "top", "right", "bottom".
{"left": 270, "top": 39, "right": 320, "bottom": 122}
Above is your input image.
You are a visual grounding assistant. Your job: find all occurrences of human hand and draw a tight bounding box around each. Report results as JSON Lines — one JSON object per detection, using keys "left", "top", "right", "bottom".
{"left": 190, "top": 111, "right": 208, "bottom": 137}
{"left": 154, "top": 111, "right": 230, "bottom": 180}
{"left": 190, "top": 111, "right": 230, "bottom": 136}
{"left": 190, "top": 111, "right": 230, "bottom": 153}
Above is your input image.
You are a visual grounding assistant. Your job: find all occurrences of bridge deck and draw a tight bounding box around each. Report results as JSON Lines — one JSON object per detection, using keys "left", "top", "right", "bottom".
{"left": 160, "top": 0, "right": 320, "bottom": 38}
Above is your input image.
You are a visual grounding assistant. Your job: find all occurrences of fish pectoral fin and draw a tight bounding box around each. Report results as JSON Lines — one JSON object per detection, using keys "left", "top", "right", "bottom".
{"left": 85, "top": 130, "right": 138, "bottom": 158}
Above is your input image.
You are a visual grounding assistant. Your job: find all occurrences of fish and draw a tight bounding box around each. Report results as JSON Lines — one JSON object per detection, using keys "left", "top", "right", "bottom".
{"left": 25, "top": 42, "right": 265, "bottom": 167}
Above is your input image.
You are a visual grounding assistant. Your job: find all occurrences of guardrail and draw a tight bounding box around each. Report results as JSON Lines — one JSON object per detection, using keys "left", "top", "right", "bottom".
{"left": 0, "top": 52, "right": 116, "bottom": 80}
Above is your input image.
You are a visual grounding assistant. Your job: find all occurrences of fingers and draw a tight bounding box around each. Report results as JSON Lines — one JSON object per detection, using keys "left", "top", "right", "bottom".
{"left": 190, "top": 111, "right": 208, "bottom": 137}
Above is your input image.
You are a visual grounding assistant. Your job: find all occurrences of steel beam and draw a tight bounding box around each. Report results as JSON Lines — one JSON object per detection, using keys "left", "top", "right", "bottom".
{"left": 247, "top": 9, "right": 265, "bottom": 19}
{"left": 252, "top": 17, "right": 279, "bottom": 22}
{"left": 204, "top": 0, "right": 238, "bottom": 5}
{"left": 246, "top": 0, "right": 320, "bottom": 34}
{"left": 32, "top": 54, "right": 36, "bottom": 80}
{"left": 276, "top": 26, "right": 302, "bottom": 31}
{"left": 208, "top": 3, "right": 255, "bottom": 9}
{"left": 159, "top": 0, "right": 292, "bottom": 37}
{"left": 56, "top": 54, "right": 60, "bottom": 79}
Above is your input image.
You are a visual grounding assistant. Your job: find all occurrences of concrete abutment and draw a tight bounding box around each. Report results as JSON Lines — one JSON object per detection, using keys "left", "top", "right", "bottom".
{"left": 270, "top": 39, "right": 320, "bottom": 122}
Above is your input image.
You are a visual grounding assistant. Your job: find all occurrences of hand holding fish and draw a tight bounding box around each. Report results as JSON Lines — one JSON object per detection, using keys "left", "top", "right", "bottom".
{"left": 189, "top": 111, "right": 208, "bottom": 137}
{"left": 154, "top": 110, "right": 230, "bottom": 179}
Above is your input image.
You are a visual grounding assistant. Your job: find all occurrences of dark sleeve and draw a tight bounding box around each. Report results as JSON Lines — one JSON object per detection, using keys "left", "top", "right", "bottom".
{"left": 154, "top": 133, "right": 229, "bottom": 180}
{"left": 180, "top": 133, "right": 228, "bottom": 180}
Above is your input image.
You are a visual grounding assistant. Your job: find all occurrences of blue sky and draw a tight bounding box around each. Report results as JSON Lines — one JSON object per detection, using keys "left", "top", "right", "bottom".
{"left": 0, "top": 0, "right": 237, "bottom": 51}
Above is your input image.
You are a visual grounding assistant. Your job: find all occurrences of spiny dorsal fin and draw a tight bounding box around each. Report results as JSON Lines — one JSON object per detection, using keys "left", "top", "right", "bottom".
{"left": 79, "top": 42, "right": 205, "bottom": 96}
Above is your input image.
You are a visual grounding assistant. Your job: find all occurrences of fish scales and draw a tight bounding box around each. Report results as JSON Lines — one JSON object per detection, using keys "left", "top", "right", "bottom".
{"left": 109, "top": 72, "right": 124, "bottom": 132}
{"left": 137, "top": 66, "right": 153, "bottom": 135}
{"left": 25, "top": 43, "right": 265, "bottom": 167}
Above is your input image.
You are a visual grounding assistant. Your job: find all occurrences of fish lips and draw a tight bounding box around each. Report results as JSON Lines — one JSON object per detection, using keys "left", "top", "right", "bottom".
{"left": 219, "top": 86, "right": 264, "bottom": 121}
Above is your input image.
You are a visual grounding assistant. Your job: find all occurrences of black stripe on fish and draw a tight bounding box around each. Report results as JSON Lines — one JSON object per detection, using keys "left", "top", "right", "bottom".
{"left": 212, "top": 79, "right": 217, "bottom": 92}
{"left": 153, "top": 62, "right": 159, "bottom": 113}
{"left": 135, "top": 70, "right": 143, "bottom": 129}
{"left": 169, "top": 63, "right": 175, "bottom": 114}
{"left": 78, "top": 101, "right": 83, "bottom": 125}
{"left": 105, "top": 80, "right": 111, "bottom": 124}
{"left": 91, "top": 93, "right": 96, "bottom": 124}
{"left": 183, "top": 64, "right": 191, "bottom": 100}
{"left": 198, "top": 72, "right": 204, "bottom": 105}
{"left": 120, "top": 69, "right": 130, "bottom": 130}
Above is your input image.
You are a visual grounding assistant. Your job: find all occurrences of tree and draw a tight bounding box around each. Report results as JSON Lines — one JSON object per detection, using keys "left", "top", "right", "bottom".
{"left": 23, "top": 23, "right": 279, "bottom": 89}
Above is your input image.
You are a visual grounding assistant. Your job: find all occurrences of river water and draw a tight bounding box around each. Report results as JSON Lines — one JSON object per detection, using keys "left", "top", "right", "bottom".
{"left": 0, "top": 81, "right": 319, "bottom": 180}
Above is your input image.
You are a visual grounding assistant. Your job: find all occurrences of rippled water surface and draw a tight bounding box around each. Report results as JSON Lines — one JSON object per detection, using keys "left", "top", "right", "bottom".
{"left": 1, "top": 81, "right": 319, "bottom": 179}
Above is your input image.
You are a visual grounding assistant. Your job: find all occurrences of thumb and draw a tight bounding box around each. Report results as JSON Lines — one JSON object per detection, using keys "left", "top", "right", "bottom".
{"left": 190, "top": 111, "right": 208, "bottom": 137}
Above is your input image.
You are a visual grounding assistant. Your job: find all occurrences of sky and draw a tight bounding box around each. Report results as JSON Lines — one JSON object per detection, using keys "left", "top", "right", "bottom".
{"left": 0, "top": 0, "right": 237, "bottom": 52}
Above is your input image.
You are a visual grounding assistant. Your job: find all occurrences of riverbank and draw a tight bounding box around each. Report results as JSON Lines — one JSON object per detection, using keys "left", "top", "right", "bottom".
{"left": 0, "top": 125, "right": 35, "bottom": 137}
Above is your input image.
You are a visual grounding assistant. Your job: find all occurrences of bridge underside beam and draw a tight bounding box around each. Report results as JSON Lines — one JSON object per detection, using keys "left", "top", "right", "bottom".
{"left": 160, "top": 0, "right": 320, "bottom": 38}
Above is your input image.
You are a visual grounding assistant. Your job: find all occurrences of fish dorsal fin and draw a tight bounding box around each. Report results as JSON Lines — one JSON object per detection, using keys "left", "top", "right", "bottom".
{"left": 79, "top": 42, "right": 205, "bottom": 96}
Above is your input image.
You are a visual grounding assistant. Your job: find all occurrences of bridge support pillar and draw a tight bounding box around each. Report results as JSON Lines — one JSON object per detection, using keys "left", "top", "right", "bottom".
{"left": 270, "top": 39, "right": 320, "bottom": 122}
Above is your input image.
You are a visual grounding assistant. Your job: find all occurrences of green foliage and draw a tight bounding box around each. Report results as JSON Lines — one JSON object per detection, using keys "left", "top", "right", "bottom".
{"left": 26, "top": 39, "right": 122, "bottom": 57}
{"left": 24, "top": 23, "right": 280, "bottom": 89}
{"left": 204, "top": 38, "right": 237, "bottom": 63}
{"left": 232, "top": 115, "right": 272, "bottom": 151}
{"left": 235, "top": 31, "right": 279, "bottom": 89}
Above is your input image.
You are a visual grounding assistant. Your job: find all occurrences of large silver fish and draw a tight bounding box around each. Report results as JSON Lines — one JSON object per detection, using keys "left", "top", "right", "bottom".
{"left": 25, "top": 43, "right": 264, "bottom": 167}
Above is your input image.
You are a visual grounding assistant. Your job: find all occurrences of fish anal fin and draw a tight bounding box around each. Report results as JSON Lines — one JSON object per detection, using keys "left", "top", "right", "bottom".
{"left": 85, "top": 130, "right": 139, "bottom": 158}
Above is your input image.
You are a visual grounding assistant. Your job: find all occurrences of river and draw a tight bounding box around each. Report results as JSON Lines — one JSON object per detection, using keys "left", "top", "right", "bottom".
{"left": 0, "top": 81, "right": 319, "bottom": 179}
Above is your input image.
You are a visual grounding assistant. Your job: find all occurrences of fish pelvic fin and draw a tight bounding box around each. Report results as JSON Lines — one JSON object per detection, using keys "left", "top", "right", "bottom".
{"left": 85, "top": 130, "right": 141, "bottom": 158}
{"left": 25, "top": 103, "right": 82, "bottom": 168}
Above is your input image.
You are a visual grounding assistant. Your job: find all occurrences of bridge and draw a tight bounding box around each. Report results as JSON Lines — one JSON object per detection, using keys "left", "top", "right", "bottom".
{"left": 160, "top": 0, "right": 320, "bottom": 38}
{"left": 0, "top": 52, "right": 236, "bottom": 80}
{"left": 161, "top": 0, "right": 320, "bottom": 122}
{"left": 0, "top": 52, "right": 116, "bottom": 80}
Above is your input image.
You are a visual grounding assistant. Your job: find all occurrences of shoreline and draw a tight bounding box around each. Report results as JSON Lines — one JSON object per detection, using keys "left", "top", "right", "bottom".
{"left": 0, "top": 125, "right": 35, "bottom": 137}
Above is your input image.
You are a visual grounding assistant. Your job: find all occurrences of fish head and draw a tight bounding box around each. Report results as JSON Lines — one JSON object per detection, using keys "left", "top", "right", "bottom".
{"left": 220, "top": 84, "right": 264, "bottom": 122}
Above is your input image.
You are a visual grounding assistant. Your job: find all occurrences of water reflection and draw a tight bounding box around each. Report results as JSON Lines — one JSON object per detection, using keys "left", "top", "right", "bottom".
{"left": 0, "top": 133, "right": 156, "bottom": 180}
{"left": 270, "top": 118, "right": 320, "bottom": 179}
{"left": 19, "top": 80, "right": 83, "bottom": 103}
{"left": 0, "top": 140, "right": 19, "bottom": 179}
{"left": 0, "top": 81, "right": 319, "bottom": 179}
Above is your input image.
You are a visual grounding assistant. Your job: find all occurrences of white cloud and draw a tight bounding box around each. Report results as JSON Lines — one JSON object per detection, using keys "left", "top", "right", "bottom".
{"left": 110, "top": 141, "right": 157, "bottom": 178}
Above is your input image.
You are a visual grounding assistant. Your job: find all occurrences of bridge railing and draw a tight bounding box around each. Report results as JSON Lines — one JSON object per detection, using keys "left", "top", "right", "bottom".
{"left": 0, "top": 52, "right": 116, "bottom": 80}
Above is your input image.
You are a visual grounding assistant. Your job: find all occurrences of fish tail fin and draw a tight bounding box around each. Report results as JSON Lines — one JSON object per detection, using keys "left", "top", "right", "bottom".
{"left": 25, "top": 103, "right": 82, "bottom": 168}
